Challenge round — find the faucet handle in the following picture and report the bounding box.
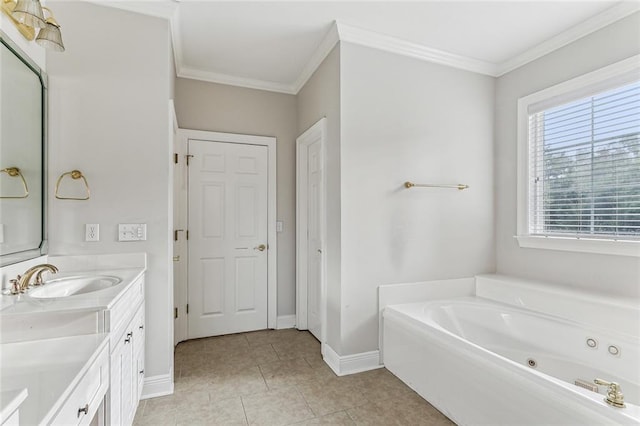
[594,378,625,408]
[9,279,20,294]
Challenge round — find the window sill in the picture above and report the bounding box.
[515,235,640,257]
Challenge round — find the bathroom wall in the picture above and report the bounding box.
[495,12,640,299]
[297,45,342,352]
[174,78,298,317]
[339,42,496,355]
[45,2,173,386]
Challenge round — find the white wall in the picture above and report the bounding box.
[495,12,640,299]
[46,2,173,384]
[339,42,496,355]
[174,78,298,317]
[297,45,342,352]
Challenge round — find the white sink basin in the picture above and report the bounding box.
[28,275,122,298]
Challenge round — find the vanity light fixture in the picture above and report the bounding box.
[1,0,64,51]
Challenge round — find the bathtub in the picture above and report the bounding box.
[383,296,640,425]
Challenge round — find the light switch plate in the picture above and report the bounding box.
[118,223,147,241]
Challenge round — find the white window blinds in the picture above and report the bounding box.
[528,80,640,239]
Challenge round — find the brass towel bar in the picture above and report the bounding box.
[404,181,469,190]
[55,170,90,200]
[0,167,29,198]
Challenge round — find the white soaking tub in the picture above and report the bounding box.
[383,296,640,425]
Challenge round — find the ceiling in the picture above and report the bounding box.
[98,1,639,94]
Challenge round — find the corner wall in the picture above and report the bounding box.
[297,45,342,352]
[495,12,640,299]
[46,2,173,386]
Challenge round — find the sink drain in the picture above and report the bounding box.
[527,358,537,368]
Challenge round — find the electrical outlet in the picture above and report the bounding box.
[85,224,99,242]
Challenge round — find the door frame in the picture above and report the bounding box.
[172,101,187,346]
[296,118,327,343]
[177,128,278,331]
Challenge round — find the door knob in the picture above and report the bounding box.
[255,244,267,252]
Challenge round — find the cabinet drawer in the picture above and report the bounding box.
[109,276,144,348]
[50,343,109,426]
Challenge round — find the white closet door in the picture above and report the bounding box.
[188,140,268,338]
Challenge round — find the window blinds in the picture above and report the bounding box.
[528,80,640,239]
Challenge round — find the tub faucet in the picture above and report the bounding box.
[594,378,625,408]
[16,264,59,293]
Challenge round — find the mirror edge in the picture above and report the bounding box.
[0,29,48,267]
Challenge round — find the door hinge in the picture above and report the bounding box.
[174,153,178,164]
[186,154,194,166]
[174,307,178,319]
[186,304,189,314]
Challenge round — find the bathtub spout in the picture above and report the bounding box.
[594,379,625,408]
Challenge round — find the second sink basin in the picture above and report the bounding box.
[28,275,122,298]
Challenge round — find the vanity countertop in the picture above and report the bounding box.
[0,388,28,424]
[0,267,145,315]
[0,333,109,425]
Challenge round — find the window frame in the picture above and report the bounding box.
[516,55,640,257]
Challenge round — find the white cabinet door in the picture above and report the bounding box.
[188,140,269,338]
[111,329,135,426]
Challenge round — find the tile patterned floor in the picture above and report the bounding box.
[134,329,455,425]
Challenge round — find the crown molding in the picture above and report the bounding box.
[115,1,640,94]
[291,22,340,94]
[496,2,640,76]
[86,0,178,20]
[335,21,499,77]
[177,66,297,94]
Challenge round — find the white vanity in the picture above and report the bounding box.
[0,253,147,426]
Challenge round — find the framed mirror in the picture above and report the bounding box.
[0,31,47,266]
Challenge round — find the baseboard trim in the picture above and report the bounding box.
[276,314,296,329]
[322,343,383,376]
[140,371,174,400]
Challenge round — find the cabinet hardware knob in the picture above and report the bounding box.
[140,369,144,374]
[139,325,144,330]
[77,404,89,417]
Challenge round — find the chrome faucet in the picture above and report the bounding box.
[594,378,625,408]
[15,264,59,293]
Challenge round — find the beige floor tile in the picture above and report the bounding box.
[134,410,177,426]
[242,387,315,425]
[163,329,454,425]
[175,397,248,426]
[204,333,250,353]
[292,410,356,425]
[272,340,320,361]
[245,329,300,346]
[208,366,269,401]
[259,357,318,389]
[296,377,368,416]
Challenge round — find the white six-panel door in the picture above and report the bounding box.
[188,139,269,338]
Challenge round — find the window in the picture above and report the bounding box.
[517,56,640,256]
